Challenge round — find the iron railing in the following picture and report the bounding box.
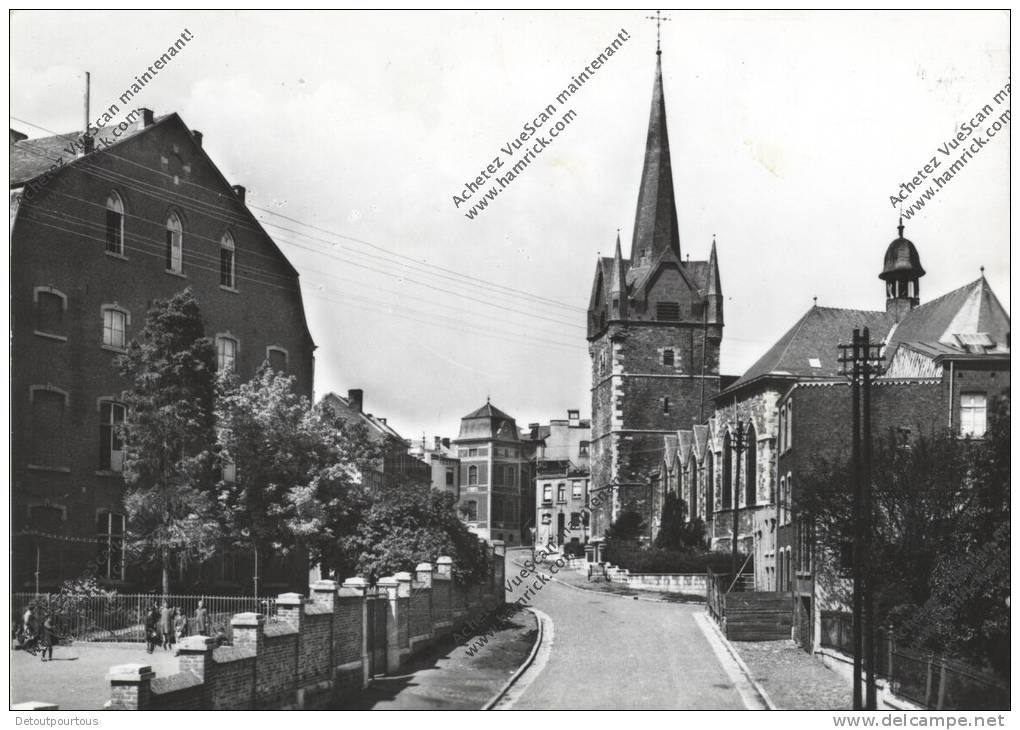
[819,611,1008,710]
[13,593,277,644]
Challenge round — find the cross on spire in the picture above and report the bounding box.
[645,10,671,54]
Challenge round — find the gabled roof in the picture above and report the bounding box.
[320,392,407,444]
[692,424,709,461]
[723,306,895,395]
[663,433,679,467]
[678,430,694,464]
[885,278,1010,359]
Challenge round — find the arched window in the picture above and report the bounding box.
[468,465,478,485]
[106,192,124,255]
[220,232,236,288]
[745,423,757,507]
[689,459,698,520]
[722,432,732,509]
[165,212,183,273]
[706,451,714,515]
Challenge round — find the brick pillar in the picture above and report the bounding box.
[341,577,370,687]
[178,635,216,709]
[412,563,435,651]
[377,576,400,672]
[491,541,506,605]
[276,592,305,631]
[108,663,155,710]
[231,612,265,654]
[311,579,338,611]
[436,556,453,578]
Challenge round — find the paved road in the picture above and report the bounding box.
[503,551,751,710]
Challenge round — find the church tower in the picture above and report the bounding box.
[587,46,723,543]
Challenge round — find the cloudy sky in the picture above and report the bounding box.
[10,10,1010,440]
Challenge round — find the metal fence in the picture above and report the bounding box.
[13,593,277,644]
[819,611,1008,710]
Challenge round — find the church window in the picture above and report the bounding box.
[656,302,681,321]
[745,424,757,507]
[722,432,732,509]
[706,452,715,514]
[663,349,675,367]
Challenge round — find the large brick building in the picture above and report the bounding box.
[453,400,530,546]
[586,50,723,547]
[10,111,315,592]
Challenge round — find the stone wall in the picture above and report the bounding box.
[105,544,507,711]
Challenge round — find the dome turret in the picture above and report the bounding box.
[879,219,925,319]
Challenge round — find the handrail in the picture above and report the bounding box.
[726,552,754,594]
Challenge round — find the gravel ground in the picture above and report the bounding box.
[732,639,853,710]
[11,642,179,710]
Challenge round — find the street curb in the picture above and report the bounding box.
[511,557,699,605]
[482,607,545,710]
[696,611,777,710]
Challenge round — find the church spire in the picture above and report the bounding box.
[706,236,723,326]
[631,51,681,265]
[610,230,629,319]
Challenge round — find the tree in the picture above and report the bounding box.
[605,510,646,541]
[654,492,706,551]
[119,289,221,594]
[214,365,378,586]
[794,392,1010,671]
[337,476,490,584]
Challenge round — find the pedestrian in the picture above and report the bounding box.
[174,607,188,643]
[144,603,159,654]
[159,601,172,651]
[193,599,208,637]
[39,613,54,662]
[21,606,38,655]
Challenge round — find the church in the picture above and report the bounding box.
[586,44,723,547]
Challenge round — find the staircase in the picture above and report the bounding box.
[722,591,793,641]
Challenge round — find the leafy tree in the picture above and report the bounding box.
[605,510,646,541]
[214,365,378,583]
[338,476,490,584]
[119,289,221,594]
[654,492,706,551]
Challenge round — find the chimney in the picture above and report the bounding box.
[9,129,28,144]
[434,436,442,450]
[441,438,450,449]
[568,410,580,427]
[192,130,203,147]
[379,417,387,426]
[232,185,246,203]
[80,134,95,155]
[528,423,539,430]
[137,108,155,130]
[347,389,363,413]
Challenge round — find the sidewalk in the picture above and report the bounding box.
[522,557,702,603]
[334,609,538,710]
[731,639,853,710]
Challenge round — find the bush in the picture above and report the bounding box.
[606,540,752,574]
[562,541,586,558]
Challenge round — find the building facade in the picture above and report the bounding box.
[11,111,315,592]
[407,435,461,497]
[587,50,723,547]
[453,401,528,546]
[527,410,592,550]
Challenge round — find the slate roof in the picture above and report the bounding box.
[10,115,170,187]
[692,424,709,460]
[724,306,895,394]
[885,278,1010,359]
[320,392,407,444]
[457,401,520,442]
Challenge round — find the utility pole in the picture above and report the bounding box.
[730,420,745,582]
[839,328,884,710]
